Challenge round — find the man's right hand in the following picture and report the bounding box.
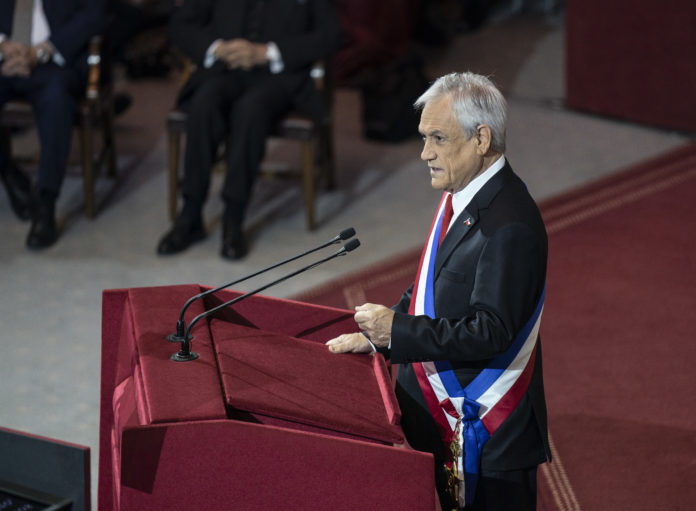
[0,40,31,77]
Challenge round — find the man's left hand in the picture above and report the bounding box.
[354,303,394,348]
[325,332,373,354]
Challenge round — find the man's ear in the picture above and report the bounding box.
[475,124,492,154]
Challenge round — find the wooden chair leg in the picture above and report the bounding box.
[322,124,336,191]
[301,139,316,230]
[80,116,96,219]
[167,129,181,221]
[103,100,117,178]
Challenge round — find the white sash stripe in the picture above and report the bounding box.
[422,362,460,430]
[414,199,448,316]
[478,308,543,418]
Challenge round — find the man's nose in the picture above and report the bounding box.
[421,141,434,161]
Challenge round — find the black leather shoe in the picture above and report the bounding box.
[221,221,248,260]
[157,215,205,255]
[0,163,33,221]
[26,199,57,250]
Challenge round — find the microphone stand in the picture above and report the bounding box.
[166,228,356,344]
[171,239,360,362]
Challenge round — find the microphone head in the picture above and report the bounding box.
[344,238,361,252]
[339,227,356,240]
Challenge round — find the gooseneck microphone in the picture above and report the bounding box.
[171,238,361,362]
[166,228,356,344]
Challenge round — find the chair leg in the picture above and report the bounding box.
[167,130,181,221]
[0,127,11,157]
[322,124,336,191]
[103,99,117,178]
[301,139,316,230]
[80,114,96,219]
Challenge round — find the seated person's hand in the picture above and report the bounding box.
[0,40,30,77]
[326,332,373,354]
[215,38,268,70]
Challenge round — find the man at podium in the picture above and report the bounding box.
[327,72,551,511]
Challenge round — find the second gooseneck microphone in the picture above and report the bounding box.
[171,238,361,362]
[166,228,356,344]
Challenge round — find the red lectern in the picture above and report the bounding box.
[99,284,435,510]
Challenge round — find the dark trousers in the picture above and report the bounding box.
[436,462,537,511]
[179,70,291,220]
[0,64,82,197]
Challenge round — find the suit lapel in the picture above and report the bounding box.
[433,163,514,278]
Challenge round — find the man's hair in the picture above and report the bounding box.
[414,72,507,153]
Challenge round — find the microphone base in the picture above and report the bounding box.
[170,350,199,362]
[166,333,192,343]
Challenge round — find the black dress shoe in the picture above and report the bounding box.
[157,215,205,255]
[221,221,248,260]
[26,199,57,250]
[0,163,33,221]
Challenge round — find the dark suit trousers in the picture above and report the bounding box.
[0,64,82,197]
[436,462,537,511]
[179,69,292,219]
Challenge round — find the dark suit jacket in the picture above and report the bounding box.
[169,0,342,120]
[0,0,105,73]
[390,161,551,472]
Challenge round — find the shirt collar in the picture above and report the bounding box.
[450,155,506,220]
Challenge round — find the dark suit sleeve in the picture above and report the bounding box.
[169,0,220,66]
[391,282,414,314]
[273,0,342,72]
[0,3,11,36]
[47,0,106,64]
[390,222,545,363]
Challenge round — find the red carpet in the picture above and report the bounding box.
[294,142,696,510]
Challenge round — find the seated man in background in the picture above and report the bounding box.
[0,0,106,249]
[157,0,342,260]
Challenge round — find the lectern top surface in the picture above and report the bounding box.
[212,319,403,444]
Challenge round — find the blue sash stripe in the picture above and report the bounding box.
[423,210,445,319]
[463,418,490,506]
[465,286,546,400]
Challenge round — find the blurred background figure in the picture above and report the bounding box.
[157,0,342,260]
[0,0,106,249]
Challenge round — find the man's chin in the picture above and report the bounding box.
[430,178,446,190]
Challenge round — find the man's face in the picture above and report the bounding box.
[418,94,485,194]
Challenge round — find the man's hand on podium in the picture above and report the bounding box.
[354,303,394,347]
[326,332,373,354]
[326,302,394,354]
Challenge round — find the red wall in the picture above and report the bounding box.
[566,0,696,132]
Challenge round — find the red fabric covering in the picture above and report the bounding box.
[212,319,403,443]
[128,285,228,423]
[118,420,434,510]
[100,285,431,510]
[202,288,360,342]
[566,0,696,132]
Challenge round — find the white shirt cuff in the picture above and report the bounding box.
[204,39,222,68]
[266,41,283,74]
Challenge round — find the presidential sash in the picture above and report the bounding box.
[409,192,544,508]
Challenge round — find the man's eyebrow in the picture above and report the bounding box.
[420,129,447,138]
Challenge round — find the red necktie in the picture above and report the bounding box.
[438,193,454,247]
